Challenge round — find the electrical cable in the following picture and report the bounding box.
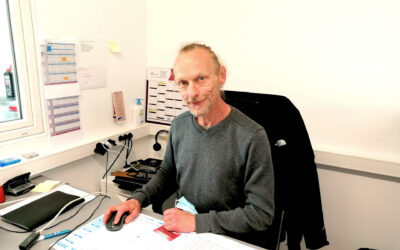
[107,141,139,171]
[44,194,108,230]
[115,141,139,170]
[0,226,30,233]
[105,151,109,194]
[37,191,108,233]
[48,194,109,250]
[125,138,131,166]
[115,141,133,151]
[10,192,109,250]
[102,140,126,179]
[101,142,120,153]
[153,129,169,151]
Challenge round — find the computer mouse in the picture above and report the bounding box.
[105,211,129,231]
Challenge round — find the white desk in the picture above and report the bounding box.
[0,176,263,250]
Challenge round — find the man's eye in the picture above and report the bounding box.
[199,76,205,81]
[179,81,187,86]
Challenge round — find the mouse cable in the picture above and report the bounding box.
[16,193,109,250]
[44,194,107,230]
[48,194,109,250]
[0,189,101,234]
[0,194,109,234]
[37,191,108,233]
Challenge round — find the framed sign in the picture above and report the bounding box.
[146,67,188,125]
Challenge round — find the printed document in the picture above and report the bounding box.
[52,213,256,250]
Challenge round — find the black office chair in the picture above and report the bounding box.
[225,90,329,250]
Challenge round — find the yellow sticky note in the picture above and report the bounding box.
[107,41,121,53]
[32,180,60,192]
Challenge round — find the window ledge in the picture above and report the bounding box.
[0,123,169,183]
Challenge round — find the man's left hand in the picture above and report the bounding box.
[163,208,195,232]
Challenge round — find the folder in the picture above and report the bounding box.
[1,191,84,231]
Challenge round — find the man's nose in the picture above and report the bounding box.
[187,82,199,98]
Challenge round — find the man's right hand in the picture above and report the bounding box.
[103,199,141,225]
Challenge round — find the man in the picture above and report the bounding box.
[103,43,274,245]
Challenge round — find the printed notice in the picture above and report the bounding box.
[42,42,78,85]
[47,96,80,136]
[146,67,188,125]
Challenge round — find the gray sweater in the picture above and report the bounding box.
[131,107,274,238]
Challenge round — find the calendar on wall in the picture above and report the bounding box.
[146,67,188,125]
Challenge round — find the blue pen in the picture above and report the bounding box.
[38,230,72,241]
[0,157,21,167]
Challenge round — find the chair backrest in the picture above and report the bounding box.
[225,90,317,249]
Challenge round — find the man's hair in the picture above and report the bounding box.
[178,42,225,99]
[179,43,221,73]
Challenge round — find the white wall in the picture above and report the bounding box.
[11,0,149,191]
[33,0,147,139]
[146,1,400,249]
[147,0,400,165]
[317,166,400,250]
[0,0,148,181]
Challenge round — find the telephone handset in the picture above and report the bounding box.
[3,172,35,196]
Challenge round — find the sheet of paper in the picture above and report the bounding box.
[52,213,256,250]
[0,184,94,216]
[52,213,171,250]
[177,233,256,250]
[78,67,107,90]
[41,42,80,99]
[77,39,106,67]
[77,39,108,90]
[46,96,81,136]
[42,42,78,85]
[32,180,60,192]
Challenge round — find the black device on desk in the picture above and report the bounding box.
[1,191,84,231]
[113,158,162,191]
[105,211,130,231]
[3,172,35,196]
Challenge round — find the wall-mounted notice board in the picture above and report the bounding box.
[146,67,188,125]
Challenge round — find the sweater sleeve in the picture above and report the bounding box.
[129,128,178,208]
[195,129,275,235]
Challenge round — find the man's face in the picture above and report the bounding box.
[173,48,225,118]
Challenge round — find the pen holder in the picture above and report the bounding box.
[0,184,5,203]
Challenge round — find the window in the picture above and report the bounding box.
[0,0,44,142]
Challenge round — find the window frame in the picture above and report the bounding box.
[0,0,44,142]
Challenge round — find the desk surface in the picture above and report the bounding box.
[0,177,263,250]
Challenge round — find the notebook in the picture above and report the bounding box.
[1,191,84,231]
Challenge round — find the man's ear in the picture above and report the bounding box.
[219,65,227,87]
